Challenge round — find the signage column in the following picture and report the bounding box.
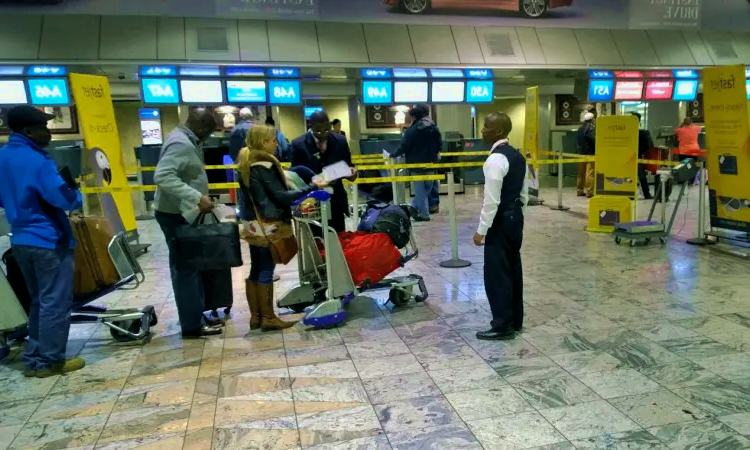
[69,74,137,237]
[702,64,750,234]
[524,86,540,199]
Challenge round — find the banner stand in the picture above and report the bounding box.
[687,161,716,247]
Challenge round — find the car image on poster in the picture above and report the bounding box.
[384,0,574,18]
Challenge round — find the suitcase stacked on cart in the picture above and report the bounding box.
[70,215,120,299]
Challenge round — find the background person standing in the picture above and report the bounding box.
[472,112,528,341]
[0,106,85,377]
[153,109,222,339]
[576,110,596,198]
[632,112,655,200]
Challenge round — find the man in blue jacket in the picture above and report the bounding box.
[0,105,85,378]
[391,105,442,221]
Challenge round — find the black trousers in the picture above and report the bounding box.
[484,208,524,330]
[638,165,651,198]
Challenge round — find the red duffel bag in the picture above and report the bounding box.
[321,231,402,287]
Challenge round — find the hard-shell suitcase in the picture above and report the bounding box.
[70,215,119,298]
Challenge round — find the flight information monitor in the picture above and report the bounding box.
[645,80,675,100]
[362,81,393,104]
[393,81,428,103]
[0,80,27,105]
[614,81,644,101]
[466,81,494,103]
[672,79,698,101]
[431,81,465,103]
[180,80,224,104]
[226,80,267,103]
[28,79,70,106]
[588,79,614,102]
[269,80,301,105]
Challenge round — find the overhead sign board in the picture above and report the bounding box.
[266,67,299,78]
[226,80,267,103]
[28,78,70,106]
[614,81,644,100]
[224,67,265,77]
[673,79,699,101]
[392,68,427,78]
[431,81,465,103]
[588,79,614,102]
[180,80,224,103]
[361,68,392,79]
[430,69,464,78]
[393,81,428,102]
[140,66,177,77]
[269,80,301,105]
[26,65,66,76]
[464,69,493,79]
[141,78,179,104]
[179,66,221,77]
[645,80,674,100]
[466,81,494,103]
[362,81,393,104]
[589,70,614,78]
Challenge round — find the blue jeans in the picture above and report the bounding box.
[428,180,440,209]
[249,245,276,285]
[12,245,74,370]
[155,211,206,332]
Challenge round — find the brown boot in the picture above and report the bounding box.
[246,279,261,330]
[257,283,296,331]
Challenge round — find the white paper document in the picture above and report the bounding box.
[322,160,352,182]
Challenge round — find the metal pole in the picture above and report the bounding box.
[549,150,569,211]
[661,173,667,225]
[439,172,471,269]
[687,161,715,246]
[350,183,359,232]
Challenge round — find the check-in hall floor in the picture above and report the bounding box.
[2,184,750,449]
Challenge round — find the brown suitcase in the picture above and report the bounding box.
[70,215,119,297]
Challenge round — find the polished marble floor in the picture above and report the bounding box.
[2,185,750,449]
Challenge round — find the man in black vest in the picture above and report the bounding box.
[472,112,528,341]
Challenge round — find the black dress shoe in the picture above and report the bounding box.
[182,325,222,339]
[513,324,523,332]
[204,315,225,327]
[476,328,516,341]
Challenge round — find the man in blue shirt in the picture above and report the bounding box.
[0,105,85,377]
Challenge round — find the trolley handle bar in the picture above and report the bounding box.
[292,190,331,207]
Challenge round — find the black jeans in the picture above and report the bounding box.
[484,208,524,330]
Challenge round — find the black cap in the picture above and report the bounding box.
[7,105,55,132]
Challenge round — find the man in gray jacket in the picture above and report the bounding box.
[154,109,222,338]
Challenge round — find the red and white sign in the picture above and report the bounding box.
[615,71,644,79]
[614,81,644,100]
[644,71,673,78]
[645,80,675,100]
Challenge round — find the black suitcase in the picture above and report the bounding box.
[201,269,233,317]
[2,249,31,314]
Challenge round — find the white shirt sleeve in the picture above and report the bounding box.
[521,164,530,214]
[477,153,509,235]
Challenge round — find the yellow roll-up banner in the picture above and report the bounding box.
[69,74,137,235]
[524,86,540,196]
[702,64,750,232]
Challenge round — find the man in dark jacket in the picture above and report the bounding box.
[576,110,596,197]
[391,104,442,221]
[290,111,357,233]
[631,112,656,200]
[0,106,85,378]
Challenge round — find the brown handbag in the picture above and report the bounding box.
[245,189,298,265]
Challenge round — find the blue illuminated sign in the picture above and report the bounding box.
[466,81,493,103]
[267,67,300,78]
[141,78,179,104]
[588,79,615,101]
[304,107,324,118]
[588,70,614,79]
[362,81,393,104]
[672,79,698,101]
[430,69,464,78]
[28,79,69,105]
[0,66,24,76]
[226,80,267,103]
[269,80,301,105]
[179,66,220,77]
[26,65,66,76]
[746,79,750,100]
[139,108,160,120]
[140,66,176,77]
[673,69,698,79]
[361,68,392,79]
[225,67,265,77]
[392,68,427,78]
[464,69,493,79]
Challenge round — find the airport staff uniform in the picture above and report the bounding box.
[478,139,529,331]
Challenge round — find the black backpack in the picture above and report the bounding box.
[358,202,411,249]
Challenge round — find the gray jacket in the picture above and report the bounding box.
[153,126,208,215]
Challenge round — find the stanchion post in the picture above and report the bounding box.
[548,150,569,211]
[350,183,359,232]
[687,161,715,246]
[439,172,471,269]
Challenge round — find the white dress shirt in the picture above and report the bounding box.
[477,139,530,236]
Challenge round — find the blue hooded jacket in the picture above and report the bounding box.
[391,117,442,167]
[0,133,82,249]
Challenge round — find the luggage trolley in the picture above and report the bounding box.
[277,191,428,328]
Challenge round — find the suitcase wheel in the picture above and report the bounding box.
[388,289,410,307]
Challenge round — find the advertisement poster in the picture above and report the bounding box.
[69,73,137,235]
[1,0,749,31]
[587,196,633,233]
[702,64,750,232]
[524,86,540,198]
[594,115,638,197]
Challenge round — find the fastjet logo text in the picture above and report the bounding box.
[709,75,735,92]
[81,84,105,99]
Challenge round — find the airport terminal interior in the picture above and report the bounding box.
[1,14,750,450]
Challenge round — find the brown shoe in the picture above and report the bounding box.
[429,206,439,214]
[576,191,586,197]
[35,357,86,378]
[246,279,261,330]
[257,283,296,332]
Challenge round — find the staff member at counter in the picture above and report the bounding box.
[472,112,528,341]
[290,111,357,233]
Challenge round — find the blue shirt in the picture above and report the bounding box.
[0,133,82,249]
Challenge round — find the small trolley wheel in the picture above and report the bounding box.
[645,238,652,243]
[389,289,410,307]
[149,312,158,327]
[615,237,621,244]
[414,295,425,303]
[659,237,666,245]
[630,240,636,248]
[109,320,142,342]
[224,307,232,316]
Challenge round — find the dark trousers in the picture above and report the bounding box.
[638,164,651,198]
[484,208,524,330]
[13,246,74,370]
[249,245,276,285]
[155,211,206,332]
[330,196,347,234]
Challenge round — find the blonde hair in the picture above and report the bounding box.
[237,124,285,187]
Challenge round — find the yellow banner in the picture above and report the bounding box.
[594,115,639,197]
[702,64,750,230]
[69,74,137,234]
[524,86,539,162]
[587,196,633,233]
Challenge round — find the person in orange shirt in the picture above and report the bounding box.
[674,117,702,159]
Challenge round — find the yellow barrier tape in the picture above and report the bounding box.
[637,159,680,166]
[126,162,291,172]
